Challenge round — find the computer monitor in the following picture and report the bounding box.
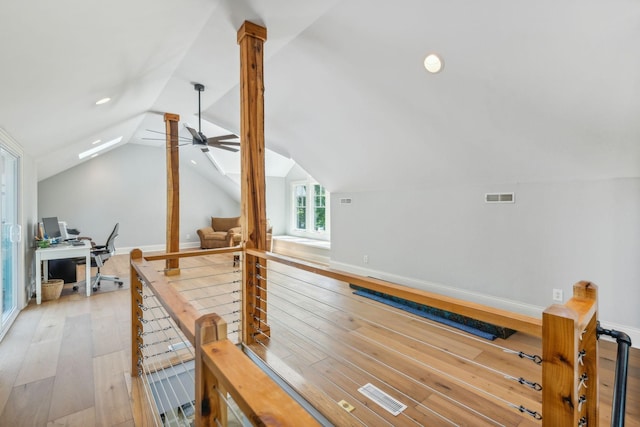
[42,217,62,239]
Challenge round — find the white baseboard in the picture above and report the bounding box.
[330,261,639,349]
[598,321,640,349]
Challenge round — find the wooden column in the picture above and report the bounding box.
[130,248,144,376]
[238,21,269,344]
[542,281,598,427]
[165,113,181,275]
[195,313,227,427]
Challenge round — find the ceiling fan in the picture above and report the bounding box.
[187,83,239,153]
[144,83,240,153]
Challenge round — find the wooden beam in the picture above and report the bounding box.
[130,248,144,377]
[165,113,180,275]
[542,281,599,426]
[195,314,227,427]
[237,21,268,252]
[238,21,269,345]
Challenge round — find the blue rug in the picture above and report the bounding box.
[352,288,504,341]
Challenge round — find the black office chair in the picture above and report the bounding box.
[88,223,123,292]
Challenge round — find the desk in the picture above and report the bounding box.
[35,241,91,304]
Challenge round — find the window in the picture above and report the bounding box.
[294,184,306,229]
[313,184,326,231]
[291,181,329,238]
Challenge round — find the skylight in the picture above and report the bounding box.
[78,136,123,159]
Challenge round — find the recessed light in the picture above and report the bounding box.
[91,154,99,158]
[91,139,101,145]
[423,53,443,73]
[190,160,197,165]
[95,97,111,105]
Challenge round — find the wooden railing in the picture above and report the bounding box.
[131,247,603,426]
[244,248,601,427]
[130,248,319,427]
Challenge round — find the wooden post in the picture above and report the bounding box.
[195,313,228,427]
[238,21,269,345]
[542,281,598,427]
[130,248,144,377]
[165,112,181,275]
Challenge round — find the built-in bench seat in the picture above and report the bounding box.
[271,235,330,265]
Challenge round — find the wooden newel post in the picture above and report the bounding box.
[195,314,228,427]
[165,112,181,276]
[542,281,598,427]
[130,248,144,377]
[237,21,269,345]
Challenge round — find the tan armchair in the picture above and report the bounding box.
[229,224,273,251]
[197,216,241,249]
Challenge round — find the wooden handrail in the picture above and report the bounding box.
[143,246,240,262]
[247,248,543,337]
[130,248,204,344]
[131,248,321,426]
[200,339,320,426]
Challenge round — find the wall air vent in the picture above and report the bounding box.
[340,198,352,204]
[485,193,515,203]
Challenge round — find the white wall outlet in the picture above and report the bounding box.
[363,255,369,264]
[186,233,191,239]
[552,289,563,302]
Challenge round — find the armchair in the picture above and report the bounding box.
[229,224,273,251]
[197,216,241,249]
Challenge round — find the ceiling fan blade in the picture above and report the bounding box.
[186,126,205,143]
[144,129,191,141]
[212,145,239,153]
[209,141,241,147]
[207,133,238,143]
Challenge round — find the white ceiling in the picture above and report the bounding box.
[1,0,639,191]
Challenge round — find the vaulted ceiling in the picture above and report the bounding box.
[1,0,639,191]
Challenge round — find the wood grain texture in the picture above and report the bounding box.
[1,254,638,426]
[93,350,132,426]
[195,313,227,425]
[248,248,542,337]
[201,339,320,427]
[48,313,94,421]
[165,112,180,273]
[238,20,269,347]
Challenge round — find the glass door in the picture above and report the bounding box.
[1,146,20,337]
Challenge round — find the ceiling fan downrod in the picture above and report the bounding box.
[194,83,205,136]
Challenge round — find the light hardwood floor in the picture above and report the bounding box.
[0,255,133,427]
[1,253,638,426]
[248,262,640,426]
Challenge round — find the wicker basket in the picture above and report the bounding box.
[42,279,64,301]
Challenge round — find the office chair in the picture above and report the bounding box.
[87,223,123,292]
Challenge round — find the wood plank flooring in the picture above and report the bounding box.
[0,256,133,427]
[247,261,640,426]
[0,252,638,426]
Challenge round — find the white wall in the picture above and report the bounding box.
[331,178,640,337]
[38,144,240,250]
[266,176,286,235]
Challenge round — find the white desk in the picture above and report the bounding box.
[35,241,91,304]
